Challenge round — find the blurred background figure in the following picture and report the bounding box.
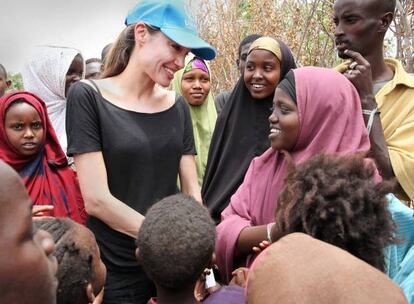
[22,46,84,156]
[0,64,12,97]
[85,58,102,80]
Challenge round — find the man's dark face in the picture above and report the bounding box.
[237,43,253,75]
[333,0,381,59]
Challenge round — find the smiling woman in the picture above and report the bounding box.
[215,67,375,282]
[244,49,281,99]
[202,36,296,223]
[65,0,216,302]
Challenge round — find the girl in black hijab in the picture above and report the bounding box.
[202,37,296,223]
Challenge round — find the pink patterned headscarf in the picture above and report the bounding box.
[216,67,372,281]
[183,57,209,75]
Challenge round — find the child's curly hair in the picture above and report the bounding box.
[34,218,94,304]
[272,153,397,271]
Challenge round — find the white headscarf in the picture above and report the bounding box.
[22,46,83,154]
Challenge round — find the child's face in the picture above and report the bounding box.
[4,102,44,156]
[0,72,11,97]
[0,162,57,303]
[181,69,211,106]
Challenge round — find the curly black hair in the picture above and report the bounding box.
[34,218,93,304]
[136,194,216,291]
[272,153,397,271]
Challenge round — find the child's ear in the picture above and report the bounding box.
[193,278,207,302]
[5,80,11,88]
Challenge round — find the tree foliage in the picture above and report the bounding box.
[393,0,414,72]
[7,73,24,92]
[195,0,414,94]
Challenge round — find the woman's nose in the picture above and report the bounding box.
[253,69,263,80]
[176,54,186,70]
[193,79,202,88]
[269,111,278,123]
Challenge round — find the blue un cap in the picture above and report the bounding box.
[125,0,217,60]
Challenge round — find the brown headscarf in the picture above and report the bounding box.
[246,233,407,304]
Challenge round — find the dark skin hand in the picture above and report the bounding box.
[235,225,269,257]
[342,49,395,180]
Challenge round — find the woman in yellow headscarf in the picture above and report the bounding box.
[172,55,217,186]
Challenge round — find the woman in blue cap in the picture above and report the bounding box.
[66,0,216,303]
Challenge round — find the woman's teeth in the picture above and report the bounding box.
[164,67,174,76]
[270,128,281,134]
[252,84,265,89]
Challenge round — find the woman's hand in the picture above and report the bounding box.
[252,240,271,254]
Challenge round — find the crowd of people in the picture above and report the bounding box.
[0,0,413,303]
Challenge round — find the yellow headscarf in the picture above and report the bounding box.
[248,37,283,62]
[172,54,217,186]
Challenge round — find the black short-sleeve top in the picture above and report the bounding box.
[66,81,195,270]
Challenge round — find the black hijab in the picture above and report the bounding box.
[202,38,296,223]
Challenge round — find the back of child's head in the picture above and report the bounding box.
[273,153,396,271]
[137,194,216,290]
[34,217,106,304]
